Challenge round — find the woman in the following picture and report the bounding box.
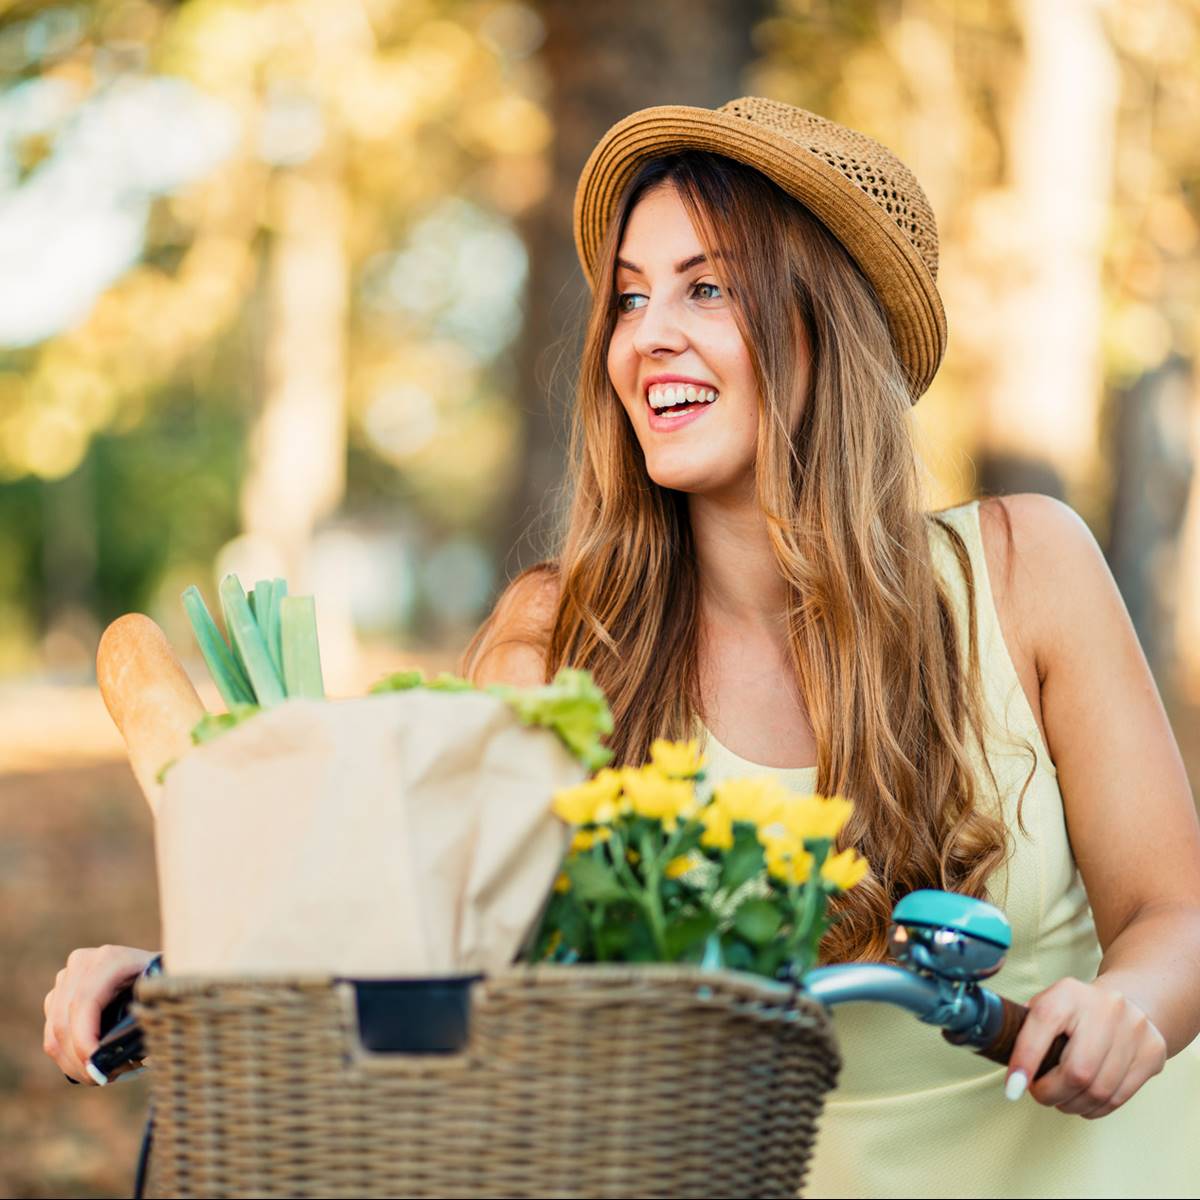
[457,99,1200,1196]
[45,98,1200,1196]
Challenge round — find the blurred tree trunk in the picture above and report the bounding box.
[498,0,769,583]
[241,161,349,587]
[1106,354,1195,683]
[979,0,1120,517]
[239,152,358,686]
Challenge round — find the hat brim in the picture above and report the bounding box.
[572,104,947,402]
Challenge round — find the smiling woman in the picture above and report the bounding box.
[453,98,1200,1198]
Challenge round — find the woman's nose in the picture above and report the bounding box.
[631,294,689,358]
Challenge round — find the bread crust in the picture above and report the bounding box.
[97,614,206,814]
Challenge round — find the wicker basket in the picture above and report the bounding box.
[134,965,841,1199]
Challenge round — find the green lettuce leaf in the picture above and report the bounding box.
[190,703,262,746]
[371,664,615,770]
[485,668,615,771]
[369,669,427,694]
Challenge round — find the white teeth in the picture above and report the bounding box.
[647,384,719,410]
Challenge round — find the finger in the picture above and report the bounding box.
[67,989,101,1069]
[1083,1041,1167,1120]
[63,993,98,1085]
[1030,1016,1111,1110]
[1028,985,1122,1109]
[50,973,91,1084]
[1005,983,1079,1104]
[1057,1038,1135,1117]
[68,947,145,1081]
[42,1016,60,1063]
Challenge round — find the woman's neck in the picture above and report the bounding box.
[688,490,790,643]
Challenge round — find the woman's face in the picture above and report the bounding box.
[607,183,760,500]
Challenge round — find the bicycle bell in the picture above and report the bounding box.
[888,889,1011,983]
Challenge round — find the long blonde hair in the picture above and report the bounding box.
[459,150,1034,963]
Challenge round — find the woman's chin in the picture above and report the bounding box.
[643,451,751,498]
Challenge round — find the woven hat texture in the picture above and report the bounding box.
[573,96,948,402]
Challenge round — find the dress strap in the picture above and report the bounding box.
[927,500,1058,780]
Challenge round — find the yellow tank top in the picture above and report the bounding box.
[694,499,1200,1199]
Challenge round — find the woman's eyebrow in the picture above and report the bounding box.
[615,250,727,275]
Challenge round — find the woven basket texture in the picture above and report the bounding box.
[134,965,842,1199]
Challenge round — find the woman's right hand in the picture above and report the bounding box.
[43,945,156,1084]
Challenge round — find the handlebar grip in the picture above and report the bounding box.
[943,994,1068,1081]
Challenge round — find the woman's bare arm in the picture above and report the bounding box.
[997,492,1200,1116]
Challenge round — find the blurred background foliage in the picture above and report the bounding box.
[1,1,1199,1195]
[0,0,1197,696]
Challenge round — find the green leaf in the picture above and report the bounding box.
[720,934,756,972]
[595,921,636,961]
[555,897,593,958]
[280,595,324,699]
[219,574,285,706]
[189,704,262,746]
[733,898,783,947]
[664,911,718,962]
[720,832,765,893]
[564,855,626,905]
[485,667,615,771]
[753,942,791,980]
[670,822,703,857]
[181,585,255,708]
[426,672,476,692]
[369,669,427,693]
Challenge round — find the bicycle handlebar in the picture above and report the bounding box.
[942,992,1068,1081]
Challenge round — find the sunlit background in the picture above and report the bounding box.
[2,0,1198,1194]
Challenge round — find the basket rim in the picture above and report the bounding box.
[134,962,841,1062]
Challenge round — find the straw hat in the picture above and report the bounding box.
[572,96,947,403]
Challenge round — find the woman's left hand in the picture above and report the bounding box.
[1005,975,1168,1119]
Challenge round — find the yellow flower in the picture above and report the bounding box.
[820,847,870,891]
[665,851,705,879]
[761,831,813,886]
[777,793,854,844]
[713,777,789,828]
[622,765,697,832]
[553,871,571,893]
[551,769,624,827]
[650,737,708,779]
[571,827,612,853]
[699,802,734,850]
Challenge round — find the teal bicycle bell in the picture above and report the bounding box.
[889,889,1011,982]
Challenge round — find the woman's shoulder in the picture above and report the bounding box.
[927,494,1107,753]
[460,563,561,688]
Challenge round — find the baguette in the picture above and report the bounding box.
[97,613,207,815]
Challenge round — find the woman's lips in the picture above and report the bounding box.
[646,401,715,433]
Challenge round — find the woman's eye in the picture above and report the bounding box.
[615,281,723,313]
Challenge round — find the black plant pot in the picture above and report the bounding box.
[348,974,483,1054]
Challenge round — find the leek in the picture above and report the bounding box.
[181,586,254,708]
[219,574,286,707]
[280,595,324,699]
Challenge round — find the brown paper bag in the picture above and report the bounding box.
[155,689,584,977]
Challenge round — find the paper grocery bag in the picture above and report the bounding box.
[154,690,584,977]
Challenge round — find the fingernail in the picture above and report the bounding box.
[1005,1069,1028,1102]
